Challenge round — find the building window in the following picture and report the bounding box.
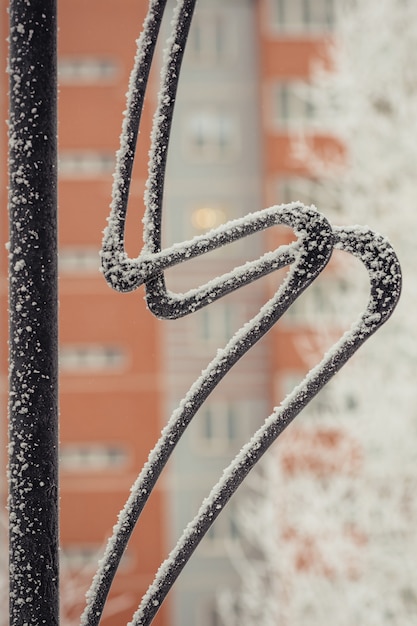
[279,372,334,415]
[59,247,100,274]
[277,176,339,213]
[284,275,352,325]
[198,404,237,453]
[61,544,103,571]
[59,151,115,178]
[277,372,358,417]
[272,81,316,129]
[169,204,228,241]
[58,57,119,83]
[199,302,235,345]
[61,544,133,571]
[185,110,239,161]
[191,206,227,232]
[191,205,245,258]
[201,503,240,552]
[192,402,255,456]
[284,271,369,328]
[164,202,242,261]
[60,444,128,471]
[270,0,336,33]
[186,11,237,65]
[59,345,126,372]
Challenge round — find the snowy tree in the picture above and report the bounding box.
[216,453,285,626]
[298,0,417,527]
[221,1,417,624]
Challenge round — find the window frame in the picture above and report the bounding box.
[61,543,133,571]
[271,80,317,131]
[191,401,256,456]
[58,56,120,84]
[195,301,237,348]
[58,151,116,179]
[185,9,238,67]
[283,274,353,325]
[195,404,238,454]
[163,201,245,262]
[276,176,340,214]
[268,0,336,35]
[183,108,240,162]
[60,443,129,472]
[59,345,127,373]
[198,502,241,555]
[58,247,101,274]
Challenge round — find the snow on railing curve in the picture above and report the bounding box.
[82,1,402,625]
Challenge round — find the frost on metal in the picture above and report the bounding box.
[8,1,59,626]
[81,1,402,625]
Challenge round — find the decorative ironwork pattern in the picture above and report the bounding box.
[80,1,402,625]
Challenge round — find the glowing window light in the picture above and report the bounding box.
[191,206,226,231]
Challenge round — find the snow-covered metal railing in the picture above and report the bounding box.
[4,0,402,624]
[77,2,402,625]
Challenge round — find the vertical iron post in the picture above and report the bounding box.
[8,2,59,625]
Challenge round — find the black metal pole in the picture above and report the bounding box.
[8,2,59,625]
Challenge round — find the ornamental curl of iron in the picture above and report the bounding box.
[82,2,402,625]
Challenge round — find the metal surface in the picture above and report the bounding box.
[83,2,402,625]
[5,1,401,625]
[8,1,59,625]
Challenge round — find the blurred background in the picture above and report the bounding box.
[1,0,416,624]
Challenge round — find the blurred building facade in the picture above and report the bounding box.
[0,1,345,625]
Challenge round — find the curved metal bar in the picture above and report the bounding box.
[81,207,334,626]
[103,203,332,317]
[143,205,332,319]
[129,226,402,626]
[102,0,197,291]
[86,0,403,624]
[105,0,168,258]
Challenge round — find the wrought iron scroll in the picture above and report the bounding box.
[83,1,402,625]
